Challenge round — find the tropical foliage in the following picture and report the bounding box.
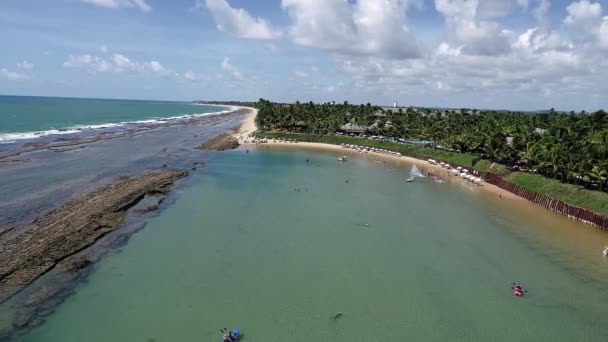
[255,99,608,191]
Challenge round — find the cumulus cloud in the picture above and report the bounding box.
[204,0,282,39]
[564,0,602,26]
[17,60,34,70]
[514,28,571,52]
[81,0,151,12]
[563,0,608,50]
[63,53,174,76]
[221,57,243,81]
[281,0,420,59]
[63,54,112,73]
[435,0,511,56]
[335,14,602,108]
[1,68,27,81]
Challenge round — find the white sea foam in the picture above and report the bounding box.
[0,106,237,143]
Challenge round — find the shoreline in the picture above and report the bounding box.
[0,104,235,145]
[245,141,523,200]
[0,107,249,162]
[234,107,521,201]
[0,107,253,338]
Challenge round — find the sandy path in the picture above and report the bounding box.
[234,107,258,140]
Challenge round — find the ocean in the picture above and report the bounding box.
[7,147,608,342]
[0,96,229,143]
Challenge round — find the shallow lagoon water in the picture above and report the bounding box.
[18,147,608,342]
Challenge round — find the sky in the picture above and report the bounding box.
[1,0,608,111]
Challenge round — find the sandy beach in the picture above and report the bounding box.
[236,108,522,201]
[252,141,523,201]
[233,107,258,140]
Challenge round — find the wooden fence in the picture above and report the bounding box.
[479,173,608,230]
[409,151,608,230]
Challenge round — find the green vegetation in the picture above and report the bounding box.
[472,160,509,176]
[507,172,608,216]
[256,99,608,191]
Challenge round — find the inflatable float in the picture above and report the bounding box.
[513,284,525,297]
[220,328,241,342]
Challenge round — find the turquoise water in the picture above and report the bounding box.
[16,148,608,341]
[0,96,226,141]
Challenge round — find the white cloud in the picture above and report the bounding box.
[435,42,462,56]
[111,53,145,73]
[435,0,511,56]
[221,57,243,81]
[63,54,112,73]
[17,60,34,70]
[63,53,175,76]
[81,0,151,12]
[146,61,167,74]
[335,19,603,108]
[598,18,608,49]
[204,0,282,39]
[1,68,27,81]
[563,1,608,50]
[183,71,200,82]
[100,45,108,53]
[564,0,602,26]
[281,0,420,59]
[514,28,571,52]
[295,70,309,78]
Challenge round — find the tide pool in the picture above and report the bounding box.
[16,148,608,342]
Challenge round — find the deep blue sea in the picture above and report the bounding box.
[0,96,228,142]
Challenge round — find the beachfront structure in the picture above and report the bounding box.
[339,123,367,135]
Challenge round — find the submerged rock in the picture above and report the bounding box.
[0,170,188,304]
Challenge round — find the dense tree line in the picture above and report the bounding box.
[255,99,608,190]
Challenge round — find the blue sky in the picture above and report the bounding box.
[1,0,608,111]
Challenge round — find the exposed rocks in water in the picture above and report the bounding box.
[0,170,188,304]
[0,158,31,163]
[2,220,149,337]
[195,133,239,150]
[133,204,160,214]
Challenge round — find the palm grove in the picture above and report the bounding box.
[255,99,608,191]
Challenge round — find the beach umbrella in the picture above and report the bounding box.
[451,169,459,174]
[463,169,469,173]
[440,162,445,165]
[456,166,462,170]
